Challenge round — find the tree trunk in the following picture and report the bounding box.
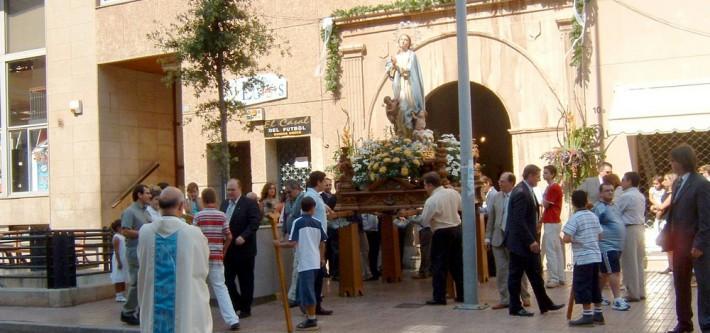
[216,58,230,200]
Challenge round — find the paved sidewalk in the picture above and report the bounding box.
[0,259,699,333]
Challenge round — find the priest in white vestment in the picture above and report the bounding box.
[138,186,212,333]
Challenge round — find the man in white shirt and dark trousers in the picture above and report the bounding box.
[420,172,464,305]
[615,171,647,302]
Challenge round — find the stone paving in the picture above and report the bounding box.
[0,256,700,333]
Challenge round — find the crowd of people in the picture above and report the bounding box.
[108,144,709,332]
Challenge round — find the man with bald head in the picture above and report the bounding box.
[137,186,212,332]
[221,179,260,318]
[485,172,531,310]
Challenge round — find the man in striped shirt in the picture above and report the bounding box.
[193,187,240,331]
[563,190,604,326]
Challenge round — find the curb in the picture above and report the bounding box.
[0,321,140,333]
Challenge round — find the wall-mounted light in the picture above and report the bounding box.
[479,136,486,143]
[69,100,82,116]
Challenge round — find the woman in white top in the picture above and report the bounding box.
[110,219,128,302]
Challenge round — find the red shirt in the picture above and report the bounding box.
[541,183,563,223]
[193,208,231,263]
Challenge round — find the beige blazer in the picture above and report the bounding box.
[485,191,509,247]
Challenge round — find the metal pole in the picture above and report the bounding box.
[454,0,486,311]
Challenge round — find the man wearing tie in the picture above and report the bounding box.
[577,162,613,204]
[505,164,564,317]
[221,179,260,318]
[485,172,531,310]
[663,144,710,333]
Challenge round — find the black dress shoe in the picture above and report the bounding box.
[541,303,565,314]
[238,311,251,318]
[316,306,333,315]
[229,323,240,331]
[425,299,447,305]
[510,309,534,317]
[120,312,140,325]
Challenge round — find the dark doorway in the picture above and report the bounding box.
[207,142,252,194]
[425,82,513,182]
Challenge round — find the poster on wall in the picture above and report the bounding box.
[264,116,311,138]
[228,73,287,106]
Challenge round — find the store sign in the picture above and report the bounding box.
[264,116,311,138]
[228,73,287,106]
[245,108,265,122]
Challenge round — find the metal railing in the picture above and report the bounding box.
[0,228,113,288]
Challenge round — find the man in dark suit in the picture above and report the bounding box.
[505,164,564,317]
[221,178,260,318]
[663,144,710,333]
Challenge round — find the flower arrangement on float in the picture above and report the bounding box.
[439,134,461,183]
[351,136,429,187]
[348,134,464,188]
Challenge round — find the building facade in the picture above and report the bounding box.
[0,0,708,230]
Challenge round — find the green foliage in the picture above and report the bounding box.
[150,0,276,188]
[323,25,342,96]
[324,0,454,97]
[569,0,587,67]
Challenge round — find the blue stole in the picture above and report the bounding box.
[153,232,178,333]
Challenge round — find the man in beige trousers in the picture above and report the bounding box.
[616,172,647,302]
[485,172,531,309]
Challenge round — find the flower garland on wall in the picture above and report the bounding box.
[322,0,455,96]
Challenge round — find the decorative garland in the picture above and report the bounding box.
[323,0,454,96]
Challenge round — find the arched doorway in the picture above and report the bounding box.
[425,82,513,181]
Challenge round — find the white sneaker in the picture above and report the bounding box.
[115,295,127,302]
[601,298,611,306]
[545,281,560,288]
[612,299,630,311]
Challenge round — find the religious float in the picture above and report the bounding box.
[329,34,489,299]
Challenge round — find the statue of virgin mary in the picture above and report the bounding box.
[385,34,426,138]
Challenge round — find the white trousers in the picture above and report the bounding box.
[542,223,566,283]
[208,263,239,325]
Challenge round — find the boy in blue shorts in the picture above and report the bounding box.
[274,196,327,331]
[563,190,604,326]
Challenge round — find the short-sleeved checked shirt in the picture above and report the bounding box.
[563,209,603,265]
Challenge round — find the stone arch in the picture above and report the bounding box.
[366,31,566,137]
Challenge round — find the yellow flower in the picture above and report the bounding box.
[372,162,379,170]
[404,150,413,157]
[393,147,402,153]
[403,138,412,144]
[384,158,392,163]
[392,157,401,163]
[369,173,376,181]
[413,159,421,166]
[401,167,409,177]
[379,166,387,174]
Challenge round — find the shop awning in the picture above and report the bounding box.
[608,81,710,135]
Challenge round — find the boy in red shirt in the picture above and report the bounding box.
[541,165,565,288]
[193,187,240,331]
